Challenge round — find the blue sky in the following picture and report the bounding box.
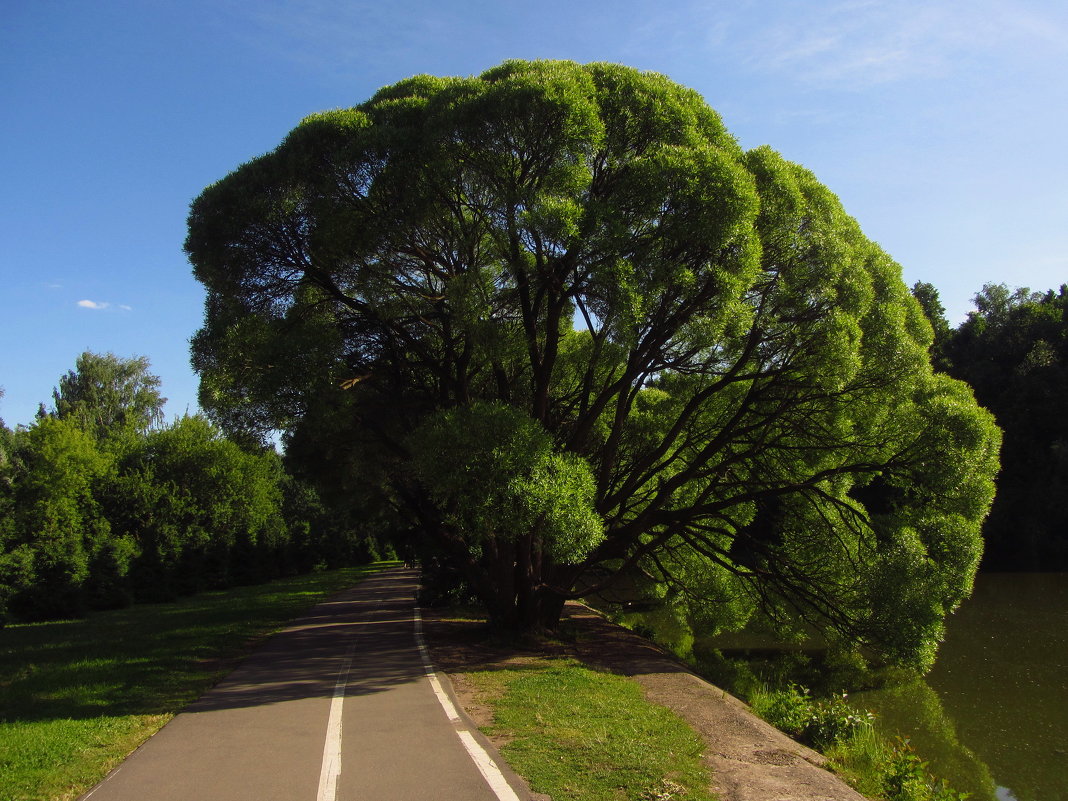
[2,0,1066,428]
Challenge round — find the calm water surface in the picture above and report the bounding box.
[854,573,1068,801]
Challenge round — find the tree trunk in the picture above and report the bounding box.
[478,546,568,633]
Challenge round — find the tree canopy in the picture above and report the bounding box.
[0,353,379,624]
[186,60,999,668]
[943,283,1068,569]
[51,352,166,442]
[910,281,953,372]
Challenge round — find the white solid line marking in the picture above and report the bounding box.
[316,642,355,801]
[457,730,523,801]
[427,668,462,723]
[413,606,522,801]
[414,612,462,722]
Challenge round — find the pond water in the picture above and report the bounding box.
[853,573,1068,801]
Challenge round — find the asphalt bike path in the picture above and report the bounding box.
[80,567,527,801]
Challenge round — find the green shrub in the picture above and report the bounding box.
[5,417,115,620]
[751,684,875,749]
[880,739,971,801]
[750,684,971,801]
[111,416,290,599]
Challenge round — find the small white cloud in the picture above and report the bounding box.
[119,304,133,311]
[77,299,110,310]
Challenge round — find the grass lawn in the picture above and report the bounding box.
[0,563,393,801]
[465,659,715,801]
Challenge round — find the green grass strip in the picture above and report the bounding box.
[0,562,394,801]
[466,659,715,801]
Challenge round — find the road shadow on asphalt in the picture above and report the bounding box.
[187,576,429,713]
[423,600,694,680]
[0,568,425,723]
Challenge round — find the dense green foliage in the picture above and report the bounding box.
[747,683,972,800]
[749,687,957,800]
[1,417,113,620]
[909,283,952,373]
[0,353,379,625]
[186,60,999,668]
[913,282,1068,569]
[51,352,166,442]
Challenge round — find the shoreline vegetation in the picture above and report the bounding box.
[424,600,975,801]
[610,614,978,801]
[0,563,389,801]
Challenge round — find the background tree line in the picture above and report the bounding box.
[912,281,1068,570]
[0,352,385,625]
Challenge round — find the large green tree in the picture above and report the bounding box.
[186,60,999,667]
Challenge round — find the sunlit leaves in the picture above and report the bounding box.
[52,352,165,444]
[186,60,1001,661]
[409,402,603,564]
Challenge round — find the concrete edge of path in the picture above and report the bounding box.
[414,605,539,801]
[560,603,870,801]
[423,600,870,801]
[78,717,170,800]
[438,667,542,801]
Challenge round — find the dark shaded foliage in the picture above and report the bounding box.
[942,284,1068,569]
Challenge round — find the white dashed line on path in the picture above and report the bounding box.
[316,640,355,801]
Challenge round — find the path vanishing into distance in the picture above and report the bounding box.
[80,567,529,801]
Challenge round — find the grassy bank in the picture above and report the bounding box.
[0,563,392,801]
[465,658,715,801]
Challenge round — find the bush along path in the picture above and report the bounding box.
[748,685,972,801]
